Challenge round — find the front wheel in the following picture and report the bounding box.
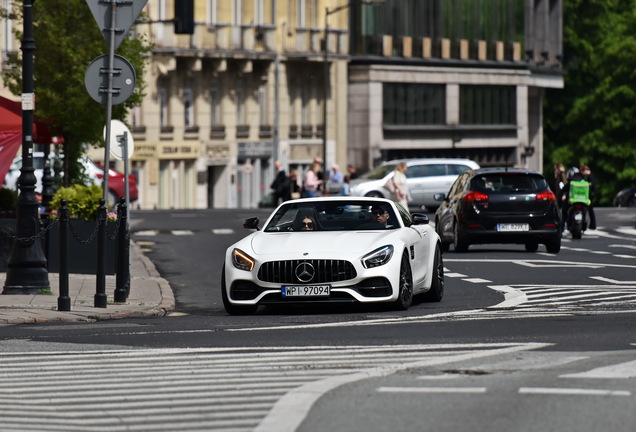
[422,244,444,302]
[393,253,413,310]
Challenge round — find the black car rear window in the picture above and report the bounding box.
[471,174,548,194]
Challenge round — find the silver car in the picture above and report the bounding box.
[349,158,480,210]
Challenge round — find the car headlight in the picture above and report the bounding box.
[232,248,255,271]
[361,245,394,269]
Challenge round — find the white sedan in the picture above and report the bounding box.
[222,197,444,314]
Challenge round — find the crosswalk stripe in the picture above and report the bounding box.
[0,344,546,432]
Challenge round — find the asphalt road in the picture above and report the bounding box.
[0,206,634,432]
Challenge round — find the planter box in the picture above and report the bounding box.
[44,219,118,275]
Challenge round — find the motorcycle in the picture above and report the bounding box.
[567,202,588,239]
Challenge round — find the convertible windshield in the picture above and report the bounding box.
[263,201,400,232]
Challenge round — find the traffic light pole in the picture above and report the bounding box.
[3,0,50,295]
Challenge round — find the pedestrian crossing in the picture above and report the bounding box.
[0,343,546,432]
[1,343,634,431]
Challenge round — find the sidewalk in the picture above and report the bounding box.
[0,242,175,324]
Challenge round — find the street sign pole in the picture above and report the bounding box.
[86,0,145,307]
[95,2,119,308]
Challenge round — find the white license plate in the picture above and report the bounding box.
[574,213,583,221]
[282,285,331,297]
[497,223,530,232]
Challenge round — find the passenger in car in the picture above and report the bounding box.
[292,208,321,231]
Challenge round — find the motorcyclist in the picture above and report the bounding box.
[560,167,590,233]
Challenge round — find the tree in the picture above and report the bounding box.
[544,0,636,205]
[2,0,151,186]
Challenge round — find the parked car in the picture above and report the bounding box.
[222,196,444,314]
[613,187,636,207]
[349,158,480,210]
[434,167,561,253]
[93,162,138,207]
[2,152,137,208]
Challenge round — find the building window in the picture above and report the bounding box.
[131,106,142,128]
[158,87,169,128]
[236,86,246,125]
[183,86,194,128]
[296,0,305,27]
[300,85,309,125]
[210,82,221,126]
[383,83,446,126]
[207,0,217,25]
[289,80,298,126]
[460,85,516,125]
[258,83,267,125]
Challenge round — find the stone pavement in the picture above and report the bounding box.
[0,242,174,324]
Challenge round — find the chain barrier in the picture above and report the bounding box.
[0,215,119,247]
[0,216,59,244]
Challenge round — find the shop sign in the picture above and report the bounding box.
[159,142,199,159]
[238,141,273,157]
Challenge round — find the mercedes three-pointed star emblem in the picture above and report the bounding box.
[295,261,315,283]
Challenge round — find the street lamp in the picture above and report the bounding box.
[3,0,50,295]
[322,0,384,186]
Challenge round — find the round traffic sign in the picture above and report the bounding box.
[84,54,136,105]
[105,120,135,161]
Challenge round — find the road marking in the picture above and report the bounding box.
[171,230,194,235]
[488,285,527,308]
[377,386,487,394]
[446,272,467,278]
[518,387,631,397]
[616,227,636,236]
[610,244,636,250]
[134,230,158,236]
[614,254,636,259]
[590,276,636,285]
[462,278,492,284]
[256,343,549,432]
[212,228,235,234]
[561,360,636,379]
[445,258,636,270]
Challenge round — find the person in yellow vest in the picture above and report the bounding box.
[561,167,590,232]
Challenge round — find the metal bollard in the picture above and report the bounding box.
[94,198,107,308]
[57,200,71,311]
[114,197,129,302]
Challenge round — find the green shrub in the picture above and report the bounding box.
[0,188,18,213]
[50,184,103,221]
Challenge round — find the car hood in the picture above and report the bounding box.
[249,231,391,256]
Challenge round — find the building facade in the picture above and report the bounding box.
[128,0,349,210]
[1,0,563,210]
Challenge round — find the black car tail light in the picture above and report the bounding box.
[536,190,556,202]
[463,190,489,203]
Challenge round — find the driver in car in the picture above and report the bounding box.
[371,205,390,227]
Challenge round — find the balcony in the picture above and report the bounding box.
[149,22,276,54]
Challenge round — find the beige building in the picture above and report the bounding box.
[2,1,563,211]
[128,0,349,210]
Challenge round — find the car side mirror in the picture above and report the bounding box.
[243,217,260,230]
[411,213,429,225]
[434,193,446,202]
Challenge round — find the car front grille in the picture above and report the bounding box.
[258,259,357,284]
